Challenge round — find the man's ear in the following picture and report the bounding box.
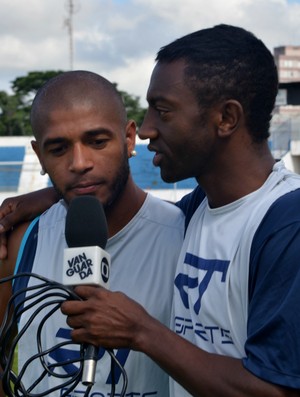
[31,140,40,158]
[217,100,243,138]
[125,120,137,157]
[31,140,45,172]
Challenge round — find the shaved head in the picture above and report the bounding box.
[29,70,137,210]
[31,70,127,139]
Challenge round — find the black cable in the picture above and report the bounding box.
[0,273,128,397]
[107,349,128,396]
[0,275,86,397]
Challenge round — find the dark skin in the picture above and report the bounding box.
[0,188,59,259]
[60,61,298,397]
[0,75,147,397]
[30,92,146,236]
[139,60,276,207]
[0,62,298,396]
[62,285,298,397]
[0,221,30,397]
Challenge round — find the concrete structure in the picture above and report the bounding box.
[272,46,300,172]
[0,136,196,203]
[274,46,300,83]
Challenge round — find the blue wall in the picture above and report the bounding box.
[0,147,25,192]
[130,144,196,190]
[0,143,197,193]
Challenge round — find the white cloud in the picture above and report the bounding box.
[0,0,300,105]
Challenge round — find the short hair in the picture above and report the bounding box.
[156,24,278,142]
[30,70,127,138]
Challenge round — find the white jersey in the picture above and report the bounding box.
[171,161,300,396]
[15,193,184,397]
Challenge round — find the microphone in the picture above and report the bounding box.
[63,196,110,288]
[63,195,111,386]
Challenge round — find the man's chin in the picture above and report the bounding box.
[160,170,180,184]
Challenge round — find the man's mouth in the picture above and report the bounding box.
[148,144,163,167]
[152,152,163,167]
[69,181,100,195]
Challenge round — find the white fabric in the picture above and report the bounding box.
[18,193,184,396]
[170,161,300,396]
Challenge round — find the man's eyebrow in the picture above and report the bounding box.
[147,95,165,105]
[42,128,114,148]
[85,128,114,137]
[42,137,66,149]
[147,95,176,109]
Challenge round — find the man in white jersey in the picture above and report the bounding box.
[0,71,184,396]
[1,25,300,397]
[60,25,300,396]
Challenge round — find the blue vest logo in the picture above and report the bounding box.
[175,253,230,314]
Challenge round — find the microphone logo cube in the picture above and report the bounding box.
[63,246,110,288]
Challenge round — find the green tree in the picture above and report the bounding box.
[0,71,146,136]
[0,71,63,136]
[115,85,146,127]
[12,70,64,98]
[0,91,29,136]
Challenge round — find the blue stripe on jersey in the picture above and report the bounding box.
[176,181,300,388]
[12,217,40,309]
[14,217,39,277]
[245,189,300,388]
[176,185,206,233]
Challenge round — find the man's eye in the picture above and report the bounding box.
[90,139,107,148]
[49,145,67,156]
[156,108,169,117]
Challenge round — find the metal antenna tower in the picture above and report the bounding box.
[64,0,79,70]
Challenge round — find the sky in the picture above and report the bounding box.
[0,0,300,106]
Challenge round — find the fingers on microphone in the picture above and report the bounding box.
[73,284,103,298]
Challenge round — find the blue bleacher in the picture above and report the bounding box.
[0,141,197,195]
[130,144,197,190]
[0,147,25,192]
[47,144,197,190]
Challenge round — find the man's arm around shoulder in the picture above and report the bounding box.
[0,222,31,397]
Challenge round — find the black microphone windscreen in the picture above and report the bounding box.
[65,196,108,249]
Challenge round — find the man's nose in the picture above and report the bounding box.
[138,111,158,141]
[69,144,93,173]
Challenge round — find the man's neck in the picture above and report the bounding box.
[105,177,147,238]
[198,149,276,208]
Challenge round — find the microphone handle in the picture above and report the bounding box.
[82,344,99,386]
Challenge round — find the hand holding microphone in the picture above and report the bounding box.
[63,195,110,386]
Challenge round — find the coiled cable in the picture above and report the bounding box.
[0,272,128,397]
